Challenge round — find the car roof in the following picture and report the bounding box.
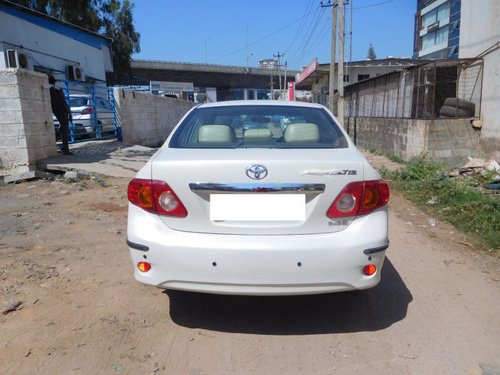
[69,95,108,100]
[196,100,327,110]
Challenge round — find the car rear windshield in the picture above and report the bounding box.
[169,105,348,149]
[69,97,89,107]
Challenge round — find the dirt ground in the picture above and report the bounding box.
[0,175,499,375]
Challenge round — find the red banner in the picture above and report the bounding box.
[295,58,318,85]
[288,82,295,101]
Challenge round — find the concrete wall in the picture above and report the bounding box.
[459,0,500,159]
[346,117,481,166]
[0,68,57,173]
[114,89,196,147]
[426,119,481,165]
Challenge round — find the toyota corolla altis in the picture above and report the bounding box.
[127,100,389,296]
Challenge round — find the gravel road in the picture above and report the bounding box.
[0,176,498,374]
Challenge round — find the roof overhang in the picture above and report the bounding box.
[295,58,425,89]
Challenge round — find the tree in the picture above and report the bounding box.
[367,43,377,60]
[101,0,140,82]
[12,0,140,82]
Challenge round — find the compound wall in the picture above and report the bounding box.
[114,88,196,148]
[0,68,56,174]
[346,117,481,166]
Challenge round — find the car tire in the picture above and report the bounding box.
[443,97,475,114]
[72,124,88,140]
[439,105,471,118]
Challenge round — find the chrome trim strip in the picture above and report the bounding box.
[126,239,149,252]
[189,183,325,194]
[363,243,389,255]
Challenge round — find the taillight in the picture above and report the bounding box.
[359,180,390,215]
[81,107,93,114]
[326,180,389,218]
[128,178,188,217]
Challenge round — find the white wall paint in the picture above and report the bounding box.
[0,12,111,82]
[459,0,500,158]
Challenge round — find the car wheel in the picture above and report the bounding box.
[439,105,471,118]
[443,97,475,114]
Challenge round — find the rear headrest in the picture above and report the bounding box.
[198,125,234,143]
[284,123,319,143]
[244,128,272,140]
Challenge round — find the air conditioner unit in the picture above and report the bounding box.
[67,65,85,81]
[5,49,29,69]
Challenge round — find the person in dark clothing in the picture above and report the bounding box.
[48,75,73,155]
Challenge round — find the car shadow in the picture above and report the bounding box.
[164,258,412,335]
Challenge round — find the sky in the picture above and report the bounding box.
[131,0,417,71]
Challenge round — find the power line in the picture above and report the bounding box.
[353,0,394,10]
[208,6,318,64]
[298,8,326,60]
[297,8,330,64]
[284,0,315,53]
[289,6,323,65]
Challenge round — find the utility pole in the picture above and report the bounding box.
[338,0,344,125]
[246,26,248,66]
[284,61,288,100]
[274,51,284,96]
[204,37,211,64]
[270,71,274,99]
[261,58,278,99]
[322,0,337,114]
[246,53,253,68]
[344,0,353,92]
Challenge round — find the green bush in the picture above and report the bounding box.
[382,155,500,251]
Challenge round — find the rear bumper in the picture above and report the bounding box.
[127,204,389,296]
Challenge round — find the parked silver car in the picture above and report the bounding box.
[127,101,390,296]
[54,94,115,139]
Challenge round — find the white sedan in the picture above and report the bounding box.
[127,101,389,295]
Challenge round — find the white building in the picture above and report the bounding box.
[459,0,499,159]
[0,0,113,83]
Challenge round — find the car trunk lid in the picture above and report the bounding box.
[151,148,365,235]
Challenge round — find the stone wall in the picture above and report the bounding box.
[426,119,481,166]
[0,69,56,173]
[114,88,196,147]
[346,117,481,166]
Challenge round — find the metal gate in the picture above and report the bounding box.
[55,80,118,144]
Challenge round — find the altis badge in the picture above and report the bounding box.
[301,169,358,176]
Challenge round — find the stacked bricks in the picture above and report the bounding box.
[0,69,57,173]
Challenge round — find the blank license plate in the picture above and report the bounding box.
[210,194,305,221]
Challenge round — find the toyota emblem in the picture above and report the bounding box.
[246,164,268,180]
